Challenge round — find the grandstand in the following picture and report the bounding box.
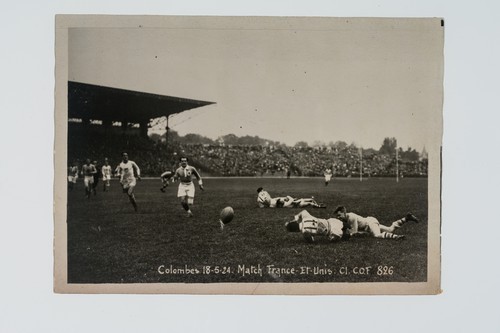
[67,81,427,178]
[67,81,215,170]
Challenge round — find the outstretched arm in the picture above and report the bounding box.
[192,167,204,190]
[132,162,141,179]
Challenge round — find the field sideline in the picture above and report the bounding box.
[67,177,427,283]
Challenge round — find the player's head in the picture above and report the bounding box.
[85,158,90,164]
[179,157,188,167]
[257,190,271,206]
[93,160,97,165]
[122,152,129,162]
[257,187,263,193]
[104,158,109,165]
[334,206,347,220]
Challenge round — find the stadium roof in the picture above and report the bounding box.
[68,81,215,123]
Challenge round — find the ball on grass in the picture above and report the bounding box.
[220,206,234,225]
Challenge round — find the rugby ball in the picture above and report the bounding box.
[220,206,235,225]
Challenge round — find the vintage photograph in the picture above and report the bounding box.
[54,15,443,294]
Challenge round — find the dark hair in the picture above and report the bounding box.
[333,206,347,214]
[257,187,263,193]
[285,221,300,232]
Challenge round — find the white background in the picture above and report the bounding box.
[2,1,499,332]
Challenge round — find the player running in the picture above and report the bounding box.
[324,167,333,186]
[68,162,79,191]
[333,206,419,240]
[257,187,325,208]
[160,170,174,192]
[115,153,141,212]
[285,210,349,243]
[173,157,204,217]
[101,158,112,192]
[81,159,97,199]
[92,160,100,195]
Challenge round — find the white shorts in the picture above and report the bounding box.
[84,175,94,187]
[326,218,344,240]
[68,175,77,183]
[121,177,136,189]
[325,175,332,182]
[178,182,195,198]
[364,217,380,234]
[103,175,111,181]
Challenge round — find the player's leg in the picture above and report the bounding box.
[84,177,90,198]
[186,196,195,217]
[177,184,191,216]
[68,176,74,191]
[296,198,326,208]
[368,218,404,239]
[386,213,420,231]
[127,185,138,212]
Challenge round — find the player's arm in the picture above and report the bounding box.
[348,215,359,235]
[114,165,121,177]
[192,167,204,190]
[132,162,141,180]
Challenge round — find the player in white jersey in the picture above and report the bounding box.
[285,210,349,243]
[256,188,325,208]
[81,159,97,199]
[160,170,174,192]
[333,206,419,240]
[324,167,333,186]
[173,157,204,217]
[115,152,141,212]
[101,158,112,192]
[68,162,79,191]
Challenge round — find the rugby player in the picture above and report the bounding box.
[160,170,174,192]
[285,210,349,243]
[257,187,325,208]
[101,158,112,192]
[115,153,141,212]
[173,157,204,217]
[333,206,419,240]
[67,162,79,191]
[81,159,97,199]
[92,160,100,195]
[324,167,333,186]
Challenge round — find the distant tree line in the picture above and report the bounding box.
[149,131,422,161]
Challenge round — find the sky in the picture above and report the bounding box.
[68,18,443,151]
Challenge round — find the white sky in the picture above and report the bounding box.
[68,19,442,151]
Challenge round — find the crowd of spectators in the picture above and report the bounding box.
[68,129,427,178]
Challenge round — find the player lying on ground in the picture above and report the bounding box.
[160,170,174,192]
[333,206,419,240]
[285,210,350,243]
[257,187,326,208]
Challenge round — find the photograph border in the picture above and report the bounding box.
[54,15,442,294]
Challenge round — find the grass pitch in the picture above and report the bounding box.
[67,177,427,283]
